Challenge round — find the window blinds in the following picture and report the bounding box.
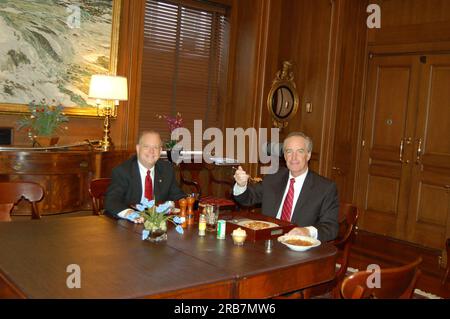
[139,0,230,148]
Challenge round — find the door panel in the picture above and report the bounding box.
[357,55,419,238]
[372,67,411,148]
[366,175,400,214]
[407,54,450,249]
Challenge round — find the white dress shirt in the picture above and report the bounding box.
[233,169,318,239]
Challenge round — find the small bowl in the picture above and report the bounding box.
[232,234,247,246]
[278,235,321,251]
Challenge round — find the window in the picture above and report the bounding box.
[139,0,230,148]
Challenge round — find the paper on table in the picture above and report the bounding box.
[208,157,239,165]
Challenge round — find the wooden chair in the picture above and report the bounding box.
[0,181,44,221]
[89,178,111,215]
[340,257,422,299]
[442,238,450,285]
[301,203,359,298]
[178,162,237,210]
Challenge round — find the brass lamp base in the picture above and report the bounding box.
[98,135,114,151]
[97,111,114,151]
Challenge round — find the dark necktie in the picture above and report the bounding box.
[281,178,295,221]
[145,170,153,200]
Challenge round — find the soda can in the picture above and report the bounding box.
[217,219,226,239]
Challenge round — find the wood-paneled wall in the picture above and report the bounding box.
[368,0,450,47]
[223,0,368,202]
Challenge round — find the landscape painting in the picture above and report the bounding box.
[0,0,119,116]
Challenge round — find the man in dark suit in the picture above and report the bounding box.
[105,130,186,223]
[233,132,339,242]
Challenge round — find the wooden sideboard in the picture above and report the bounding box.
[0,149,134,216]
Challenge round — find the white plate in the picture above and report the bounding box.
[278,235,321,251]
[236,220,279,230]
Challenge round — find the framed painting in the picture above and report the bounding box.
[0,0,121,117]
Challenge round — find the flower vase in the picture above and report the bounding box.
[33,136,59,147]
[147,221,168,243]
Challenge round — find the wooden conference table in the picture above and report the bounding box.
[0,216,337,298]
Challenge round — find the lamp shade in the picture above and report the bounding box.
[88,75,128,101]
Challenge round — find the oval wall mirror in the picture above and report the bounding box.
[267,61,299,128]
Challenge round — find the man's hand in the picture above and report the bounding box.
[286,227,311,237]
[234,166,250,187]
[124,210,144,224]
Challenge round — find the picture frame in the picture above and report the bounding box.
[0,0,122,117]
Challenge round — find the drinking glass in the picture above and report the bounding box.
[205,205,219,232]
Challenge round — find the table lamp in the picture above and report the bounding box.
[88,74,128,151]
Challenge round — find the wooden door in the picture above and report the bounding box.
[406,54,450,249]
[356,54,420,239]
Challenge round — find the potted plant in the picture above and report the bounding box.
[156,112,184,162]
[17,99,69,146]
[136,198,184,242]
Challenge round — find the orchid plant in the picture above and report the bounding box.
[135,198,184,240]
[156,112,183,149]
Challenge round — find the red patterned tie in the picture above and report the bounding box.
[145,170,153,200]
[281,178,295,221]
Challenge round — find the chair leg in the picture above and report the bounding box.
[31,203,41,219]
[442,267,449,285]
[332,285,342,299]
[301,288,311,299]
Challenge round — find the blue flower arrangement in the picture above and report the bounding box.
[135,198,184,240]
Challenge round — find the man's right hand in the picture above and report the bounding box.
[234,166,250,187]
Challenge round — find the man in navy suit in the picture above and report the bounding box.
[105,130,186,223]
[233,132,339,242]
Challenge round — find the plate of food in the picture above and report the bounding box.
[277,235,321,251]
[237,220,279,230]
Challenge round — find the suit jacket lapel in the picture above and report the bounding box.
[292,170,314,224]
[131,157,143,205]
[154,160,163,201]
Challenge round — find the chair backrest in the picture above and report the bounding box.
[334,203,359,247]
[340,257,422,299]
[89,178,111,215]
[331,203,359,292]
[442,238,450,285]
[178,163,203,197]
[0,181,44,221]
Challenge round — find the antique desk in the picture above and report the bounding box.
[0,147,133,215]
[0,216,337,298]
